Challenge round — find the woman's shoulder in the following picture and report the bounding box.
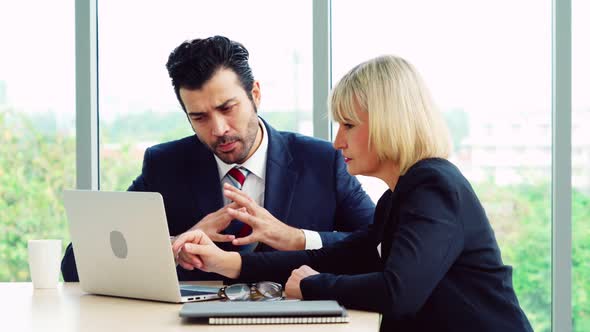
[396,158,467,196]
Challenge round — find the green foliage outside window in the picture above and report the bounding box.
[1,108,589,331]
[0,108,74,281]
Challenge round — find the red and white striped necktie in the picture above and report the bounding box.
[226,166,249,191]
[224,167,257,251]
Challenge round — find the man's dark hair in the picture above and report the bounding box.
[165,35,255,112]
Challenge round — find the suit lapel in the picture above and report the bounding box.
[188,136,224,218]
[186,124,299,234]
[262,120,298,225]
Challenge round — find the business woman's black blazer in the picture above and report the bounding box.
[240,158,533,332]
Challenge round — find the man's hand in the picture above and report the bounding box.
[223,183,306,251]
[285,265,320,299]
[188,202,243,242]
[171,230,242,279]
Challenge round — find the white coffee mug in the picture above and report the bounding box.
[28,239,62,289]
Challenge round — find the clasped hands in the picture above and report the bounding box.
[185,183,305,250]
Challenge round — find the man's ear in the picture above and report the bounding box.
[251,81,261,108]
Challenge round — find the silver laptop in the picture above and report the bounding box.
[63,190,220,303]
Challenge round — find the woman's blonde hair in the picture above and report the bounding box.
[330,55,451,175]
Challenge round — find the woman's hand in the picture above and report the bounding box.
[172,230,242,279]
[285,265,320,299]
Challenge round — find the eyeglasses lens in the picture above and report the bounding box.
[257,282,282,298]
[224,283,250,301]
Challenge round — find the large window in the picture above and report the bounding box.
[98,0,313,190]
[332,1,552,331]
[0,1,75,281]
[0,3,581,331]
[572,1,590,330]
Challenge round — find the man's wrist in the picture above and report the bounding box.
[190,223,202,232]
[289,228,306,251]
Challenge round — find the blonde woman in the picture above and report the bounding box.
[172,55,533,332]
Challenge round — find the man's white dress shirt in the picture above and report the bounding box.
[214,120,322,249]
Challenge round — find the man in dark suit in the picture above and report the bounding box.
[61,35,374,281]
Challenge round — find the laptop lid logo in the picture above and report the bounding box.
[109,230,128,259]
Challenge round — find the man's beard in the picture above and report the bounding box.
[207,111,259,164]
[211,135,248,164]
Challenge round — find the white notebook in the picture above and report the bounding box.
[208,315,349,325]
[179,300,349,325]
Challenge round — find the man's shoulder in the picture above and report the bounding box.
[147,135,201,154]
[266,128,342,169]
[274,130,335,154]
[143,135,212,165]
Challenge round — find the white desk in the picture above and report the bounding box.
[0,283,380,332]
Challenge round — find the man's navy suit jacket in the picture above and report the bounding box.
[61,119,375,281]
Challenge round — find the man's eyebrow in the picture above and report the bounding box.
[215,98,238,110]
[186,98,238,116]
[187,110,206,117]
